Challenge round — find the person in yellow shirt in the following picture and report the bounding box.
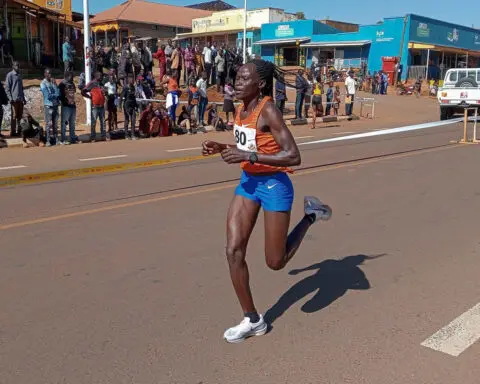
[311,76,324,129]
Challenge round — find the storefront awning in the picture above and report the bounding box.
[254,37,310,45]
[175,28,257,40]
[92,23,120,32]
[300,40,371,48]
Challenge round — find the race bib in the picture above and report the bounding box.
[234,124,257,152]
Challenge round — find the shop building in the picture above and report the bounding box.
[0,0,82,68]
[90,0,212,47]
[255,20,340,67]
[175,7,296,55]
[300,14,480,81]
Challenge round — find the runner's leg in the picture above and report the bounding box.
[264,211,313,271]
[226,195,261,314]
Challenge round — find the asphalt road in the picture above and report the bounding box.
[1,109,480,383]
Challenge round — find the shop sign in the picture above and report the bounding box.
[375,30,393,42]
[417,23,430,38]
[275,25,294,38]
[447,28,459,43]
[46,0,64,11]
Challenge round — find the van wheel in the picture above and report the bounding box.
[440,107,450,120]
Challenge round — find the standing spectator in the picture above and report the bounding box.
[202,41,213,87]
[215,49,226,93]
[295,69,307,119]
[344,70,356,116]
[275,73,286,114]
[195,42,203,76]
[304,72,314,119]
[141,42,153,73]
[135,76,147,112]
[81,71,108,142]
[164,39,174,74]
[325,81,334,116]
[62,36,74,73]
[187,78,200,124]
[104,70,120,133]
[334,85,341,116]
[5,62,25,137]
[196,71,208,126]
[161,69,179,122]
[170,42,182,84]
[0,79,8,138]
[130,42,141,78]
[223,79,235,126]
[184,44,196,83]
[59,71,79,144]
[120,76,138,140]
[96,45,106,75]
[382,71,389,95]
[106,43,119,75]
[153,43,167,84]
[87,47,97,74]
[211,41,218,86]
[40,68,60,146]
[117,46,129,87]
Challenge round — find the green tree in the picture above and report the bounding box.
[296,12,306,20]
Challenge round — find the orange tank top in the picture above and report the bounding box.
[234,96,292,174]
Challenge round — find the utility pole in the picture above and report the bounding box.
[83,0,91,124]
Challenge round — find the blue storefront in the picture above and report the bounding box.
[254,20,339,67]
[258,14,480,81]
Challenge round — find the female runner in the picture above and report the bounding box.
[202,60,332,343]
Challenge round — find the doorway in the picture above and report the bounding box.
[283,47,299,66]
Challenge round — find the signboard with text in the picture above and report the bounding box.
[275,25,294,38]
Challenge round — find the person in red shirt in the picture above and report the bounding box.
[81,71,108,142]
[153,43,167,83]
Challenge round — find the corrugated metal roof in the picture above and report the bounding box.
[91,0,213,29]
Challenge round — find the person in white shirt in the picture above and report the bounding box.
[344,70,356,116]
[196,71,208,126]
[202,42,213,87]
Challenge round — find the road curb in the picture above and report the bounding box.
[0,154,216,187]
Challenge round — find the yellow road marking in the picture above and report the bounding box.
[0,144,461,230]
[0,154,218,188]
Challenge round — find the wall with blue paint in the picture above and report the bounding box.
[261,20,339,40]
[408,14,480,51]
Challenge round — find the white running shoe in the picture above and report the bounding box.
[304,196,332,222]
[223,315,268,343]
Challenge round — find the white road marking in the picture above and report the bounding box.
[421,303,480,357]
[78,155,127,162]
[332,131,355,135]
[0,165,27,171]
[166,147,202,153]
[294,136,314,139]
[166,137,314,153]
[299,118,463,146]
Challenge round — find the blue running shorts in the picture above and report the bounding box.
[235,171,294,212]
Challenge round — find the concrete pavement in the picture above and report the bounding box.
[1,120,480,383]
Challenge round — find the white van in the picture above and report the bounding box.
[442,68,480,89]
[438,68,480,120]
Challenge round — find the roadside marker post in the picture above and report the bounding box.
[459,107,479,144]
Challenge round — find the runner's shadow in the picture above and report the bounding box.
[264,254,385,325]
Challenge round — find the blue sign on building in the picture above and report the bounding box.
[256,14,480,81]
